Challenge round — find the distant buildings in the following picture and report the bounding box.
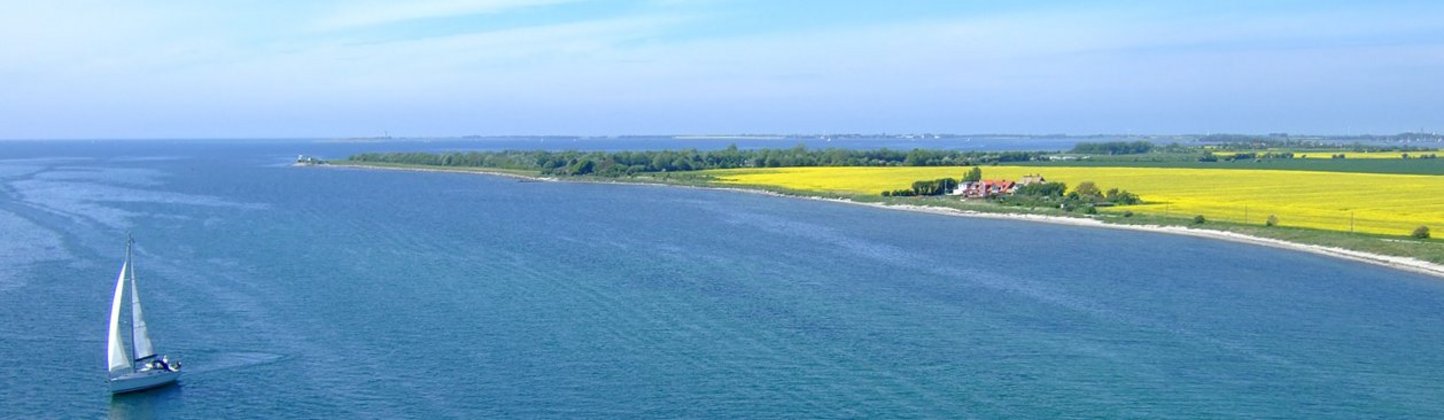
[956,180,1015,198]
[1018,174,1046,186]
[952,174,1044,198]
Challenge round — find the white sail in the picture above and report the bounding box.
[107,259,132,375]
[128,254,156,362]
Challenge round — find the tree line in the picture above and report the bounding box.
[882,178,958,197]
[1198,151,1298,162]
[348,145,1050,176]
[1070,141,1155,155]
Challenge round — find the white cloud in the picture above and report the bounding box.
[311,0,584,31]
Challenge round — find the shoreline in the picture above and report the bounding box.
[322,162,1444,280]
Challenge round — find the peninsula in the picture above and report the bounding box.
[326,137,1444,278]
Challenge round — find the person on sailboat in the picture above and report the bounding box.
[150,357,179,372]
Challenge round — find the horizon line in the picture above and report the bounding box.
[3,132,1443,142]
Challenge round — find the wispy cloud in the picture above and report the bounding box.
[4,1,1444,137]
[312,0,582,31]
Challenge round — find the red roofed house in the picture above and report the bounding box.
[962,179,1016,198]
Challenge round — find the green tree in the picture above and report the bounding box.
[568,159,596,175]
[1070,141,1154,155]
[1015,182,1066,197]
[904,149,926,166]
[1074,181,1102,199]
[906,178,959,196]
[1104,188,1141,205]
[962,166,982,182]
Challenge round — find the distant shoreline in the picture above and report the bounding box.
[320,161,1444,280]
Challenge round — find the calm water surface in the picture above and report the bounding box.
[2,140,1443,418]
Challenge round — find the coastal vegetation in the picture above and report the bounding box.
[337,138,1443,265]
[348,146,1048,176]
[882,178,958,197]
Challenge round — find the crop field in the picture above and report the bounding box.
[704,166,1444,236]
[1212,150,1442,159]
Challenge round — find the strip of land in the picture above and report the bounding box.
[321,160,1444,280]
[704,166,1444,236]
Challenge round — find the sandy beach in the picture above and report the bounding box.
[326,162,1444,280]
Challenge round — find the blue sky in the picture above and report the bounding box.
[2,0,1442,138]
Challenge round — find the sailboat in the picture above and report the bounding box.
[106,235,181,394]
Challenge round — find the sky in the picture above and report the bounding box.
[1,0,1442,139]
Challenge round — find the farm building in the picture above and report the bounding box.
[1018,174,1046,186]
[959,180,1017,198]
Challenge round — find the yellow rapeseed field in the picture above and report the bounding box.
[704,166,1444,236]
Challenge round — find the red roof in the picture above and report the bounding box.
[980,180,1014,188]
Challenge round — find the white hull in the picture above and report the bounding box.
[109,369,180,394]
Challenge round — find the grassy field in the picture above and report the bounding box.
[704,166,1444,237]
[1013,156,1444,175]
[1212,150,1443,159]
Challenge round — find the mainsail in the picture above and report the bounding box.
[128,252,156,362]
[107,259,132,375]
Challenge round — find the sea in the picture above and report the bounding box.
[2,138,1443,418]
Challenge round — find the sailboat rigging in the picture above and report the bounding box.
[106,235,181,394]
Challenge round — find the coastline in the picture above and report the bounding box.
[321,162,1444,280]
[318,161,555,181]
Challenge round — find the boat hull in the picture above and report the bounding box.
[109,369,180,394]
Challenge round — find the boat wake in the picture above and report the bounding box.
[176,350,286,375]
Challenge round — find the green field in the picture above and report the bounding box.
[1013,157,1444,175]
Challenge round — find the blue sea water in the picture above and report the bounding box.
[2,139,1443,418]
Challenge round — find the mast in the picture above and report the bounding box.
[107,242,133,376]
[128,236,157,362]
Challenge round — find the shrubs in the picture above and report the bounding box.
[1266,214,1278,227]
[1001,180,1143,214]
[1104,188,1141,205]
[1413,226,1431,239]
[911,178,958,196]
[1193,215,1207,224]
[881,177,959,197]
[1015,182,1067,197]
